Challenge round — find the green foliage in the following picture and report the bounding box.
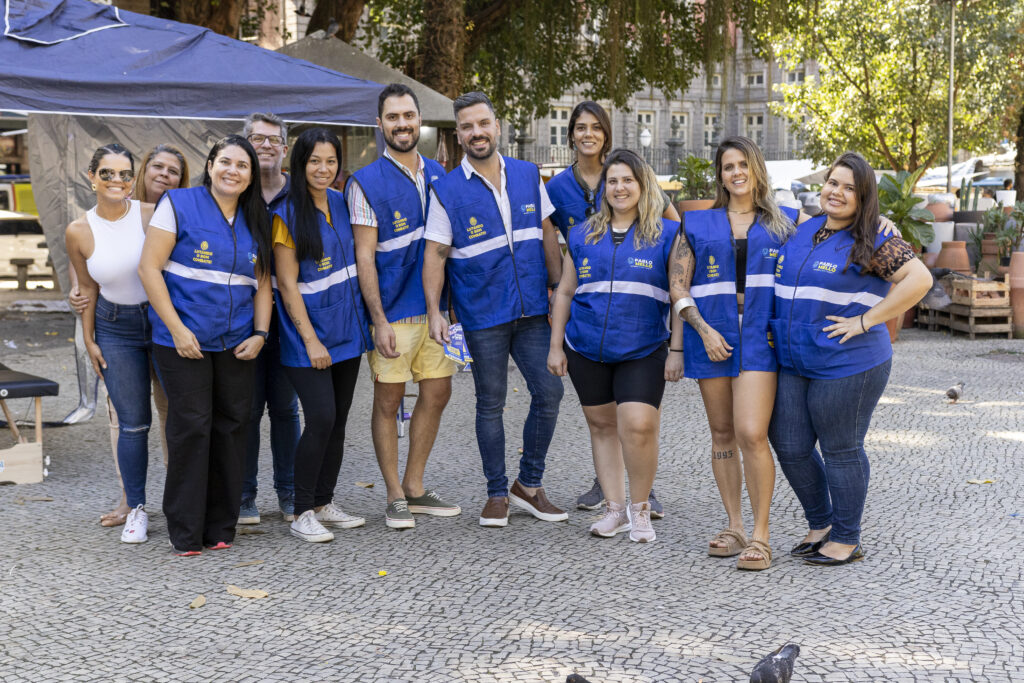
[749,0,1024,172]
[959,178,981,212]
[669,155,716,201]
[877,167,934,250]
[981,205,1008,233]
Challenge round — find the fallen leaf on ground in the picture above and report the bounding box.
[355,481,374,488]
[226,585,268,599]
[234,560,264,568]
[23,496,53,502]
[967,479,996,484]
[189,595,206,609]
[237,527,266,535]
[378,570,387,577]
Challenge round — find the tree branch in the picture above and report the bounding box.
[465,0,516,55]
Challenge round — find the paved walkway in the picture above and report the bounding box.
[1,310,1022,682]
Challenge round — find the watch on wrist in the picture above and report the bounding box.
[253,330,269,340]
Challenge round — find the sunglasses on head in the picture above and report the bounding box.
[97,168,134,182]
[247,133,285,146]
[583,188,597,217]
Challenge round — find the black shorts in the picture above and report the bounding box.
[565,342,668,408]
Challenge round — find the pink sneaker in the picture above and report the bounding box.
[589,501,630,538]
[629,502,656,543]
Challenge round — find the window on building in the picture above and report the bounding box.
[703,114,720,147]
[786,116,806,155]
[787,69,806,84]
[746,72,765,86]
[637,110,655,145]
[549,107,570,146]
[711,74,721,88]
[671,113,688,146]
[744,114,765,146]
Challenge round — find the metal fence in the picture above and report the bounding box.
[501,144,799,174]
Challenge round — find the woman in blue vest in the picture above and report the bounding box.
[769,152,930,566]
[272,128,372,544]
[546,100,679,515]
[548,149,683,544]
[139,135,273,556]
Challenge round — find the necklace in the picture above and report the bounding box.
[98,198,130,222]
[728,208,754,215]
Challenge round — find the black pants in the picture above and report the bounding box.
[154,344,255,551]
[284,357,362,516]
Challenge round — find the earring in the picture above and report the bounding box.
[91,183,97,191]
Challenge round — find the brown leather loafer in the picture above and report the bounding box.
[479,496,509,527]
[509,480,568,522]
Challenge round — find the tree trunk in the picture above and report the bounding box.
[175,0,244,38]
[416,0,465,99]
[1016,103,1024,203]
[306,0,365,42]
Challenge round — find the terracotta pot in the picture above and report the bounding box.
[926,202,954,222]
[934,241,971,275]
[885,316,900,342]
[1010,252,1024,339]
[978,235,1001,276]
[676,199,715,213]
[901,306,916,329]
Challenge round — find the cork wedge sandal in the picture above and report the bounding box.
[708,528,748,557]
[736,539,772,571]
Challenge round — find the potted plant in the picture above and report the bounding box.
[670,154,716,212]
[978,206,1008,274]
[878,167,936,333]
[952,178,985,224]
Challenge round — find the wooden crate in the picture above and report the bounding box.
[946,303,1012,339]
[916,304,950,332]
[950,278,1010,308]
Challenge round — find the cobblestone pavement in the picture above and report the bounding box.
[1,310,1022,682]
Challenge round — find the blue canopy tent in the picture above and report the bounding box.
[2,0,385,422]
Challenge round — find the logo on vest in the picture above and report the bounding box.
[568,216,575,226]
[775,253,785,277]
[706,254,720,279]
[520,203,536,215]
[316,255,333,272]
[193,240,213,265]
[577,256,592,279]
[392,210,410,233]
[761,247,779,259]
[812,260,838,274]
[629,257,654,270]
[248,251,257,265]
[466,216,486,240]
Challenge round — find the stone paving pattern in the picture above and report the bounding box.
[1,313,1022,682]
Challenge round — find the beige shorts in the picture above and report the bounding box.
[368,322,457,383]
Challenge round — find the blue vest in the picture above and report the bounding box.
[430,157,549,331]
[546,166,600,241]
[349,155,445,321]
[682,206,798,378]
[772,215,893,380]
[149,187,259,352]
[565,220,676,362]
[272,189,372,367]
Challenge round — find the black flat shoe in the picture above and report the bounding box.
[789,533,829,557]
[803,544,865,566]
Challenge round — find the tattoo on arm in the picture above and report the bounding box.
[669,234,695,296]
[712,449,735,460]
[684,307,709,336]
[284,301,304,332]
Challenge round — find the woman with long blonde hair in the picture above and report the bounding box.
[548,149,683,544]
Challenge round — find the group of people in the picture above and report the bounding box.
[65,84,931,567]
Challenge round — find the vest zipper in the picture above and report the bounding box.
[598,237,622,362]
[326,203,369,351]
[225,218,238,352]
[787,231,827,373]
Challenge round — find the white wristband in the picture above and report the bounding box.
[673,297,696,319]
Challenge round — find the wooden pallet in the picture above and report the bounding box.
[916,304,950,332]
[946,303,1012,339]
[950,278,1010,308]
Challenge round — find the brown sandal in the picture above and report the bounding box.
[99,509,128,527]
[708,528,748,557]
[736,539,772,571]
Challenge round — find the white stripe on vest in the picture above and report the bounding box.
[512,227,543,243]
[774,283,884,308]
[449,234,508,259]
[377,226,424,253]
[691,281,737,297]
[575,280,670,303]
[746,273,775,288]
[164,261,258,289]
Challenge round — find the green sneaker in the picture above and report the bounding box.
[386,499,415,529]
[406,490,462,517]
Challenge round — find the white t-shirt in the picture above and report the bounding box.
[149,194,236,234]
[423,155,554,250]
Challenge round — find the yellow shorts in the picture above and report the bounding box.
[368,322,457,384]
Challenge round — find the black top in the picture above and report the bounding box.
[735,238,747,294]
[612,229,628,246]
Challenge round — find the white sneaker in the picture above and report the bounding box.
[315,501,365,529]
[290,510,334,543]
[121,505,148,544]
[628,502,656,543]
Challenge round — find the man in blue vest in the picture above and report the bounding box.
[423,91,566,527]
[349,84,462,529]
[237,112,301,525]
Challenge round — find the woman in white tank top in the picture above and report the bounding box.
[66,144,157,544]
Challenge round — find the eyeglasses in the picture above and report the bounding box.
[97,168,134,182]
[247,134,285,147]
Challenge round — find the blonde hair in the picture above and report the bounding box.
[134,144,190,203]
[585,149,664,249]
[712,136,794,242]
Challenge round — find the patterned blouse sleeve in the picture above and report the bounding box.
[869,236,917,279]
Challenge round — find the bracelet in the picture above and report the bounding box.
[859,315,867,333]
[253,330,269,340]
[669,348,683,352]
[548,281,559,289]
[672,297,696,319]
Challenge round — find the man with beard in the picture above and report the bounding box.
[423,91,566,527]
[349,84,462,529]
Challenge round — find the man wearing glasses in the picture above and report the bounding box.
[236,112,301,526]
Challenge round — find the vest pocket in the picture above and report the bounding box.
[307,298,360,354]
[175,301,226,348]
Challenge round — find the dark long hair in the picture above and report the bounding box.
[567,101,612,161]
[88,143,133,174]
[824,151,880,272]
[201,135,271,277]
[286,128,343,263]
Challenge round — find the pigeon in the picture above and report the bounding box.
[325,18,339,37]
[920,277,952,310]
[566,675,592,683]
[749,643,800,683]
[946,382,965,403]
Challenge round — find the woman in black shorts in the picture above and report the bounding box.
[548,149,683,543]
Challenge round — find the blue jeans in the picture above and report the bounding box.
[463,315,564,498]
[241,317,299,504]
[94,295,152,508]
[768,359,892,545]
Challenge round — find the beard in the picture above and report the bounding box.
[462,135,496,160]
[385,127,420,153]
